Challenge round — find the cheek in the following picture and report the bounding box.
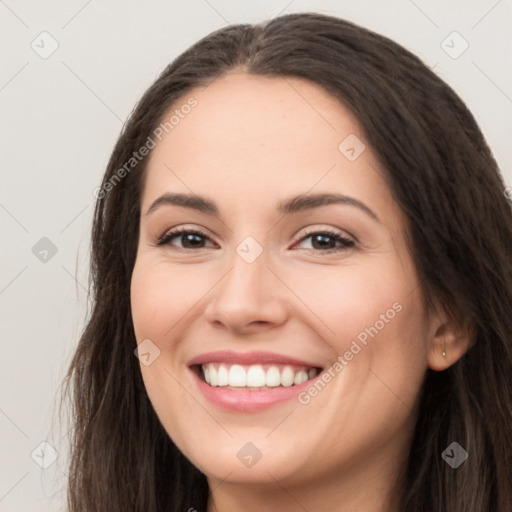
[294,258,428,398]
[130,258,213,342]
[284,260,409,348]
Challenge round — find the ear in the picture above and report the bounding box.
[427,306,474,371]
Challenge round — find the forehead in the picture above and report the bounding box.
[141,72,396,220]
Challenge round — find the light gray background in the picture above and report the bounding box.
[1,1,511,510]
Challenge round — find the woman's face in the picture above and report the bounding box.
[131,73,438,491]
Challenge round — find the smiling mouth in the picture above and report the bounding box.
[193,363,322,390]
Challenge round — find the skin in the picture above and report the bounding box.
[130,72,470,512]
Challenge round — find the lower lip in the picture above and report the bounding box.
[190,366,318,412]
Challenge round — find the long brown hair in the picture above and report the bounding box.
[61,12,512,511]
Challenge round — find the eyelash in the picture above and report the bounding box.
[156,227,355,254]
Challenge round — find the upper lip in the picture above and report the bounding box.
[187,350,323,368]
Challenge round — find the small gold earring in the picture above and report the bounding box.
[442,346,446,357]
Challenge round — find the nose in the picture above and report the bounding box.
[203,246,289,335]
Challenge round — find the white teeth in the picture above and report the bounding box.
[281,366,295,387]
[266,366,281,387]
[209,365,218,386]
[294,370,308,385]
[201,363,318,388]
[218,364,229,386]
[247,365,266,387]
[228,364,246,387]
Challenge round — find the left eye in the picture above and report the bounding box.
[294,230,355,253]
[157,228,355,254]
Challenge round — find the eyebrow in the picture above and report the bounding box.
[145,192,380,222]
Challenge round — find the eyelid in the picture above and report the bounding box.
[156,225,218,248]
[291,225,355,245]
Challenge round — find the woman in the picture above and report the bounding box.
[62,12,512,511]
